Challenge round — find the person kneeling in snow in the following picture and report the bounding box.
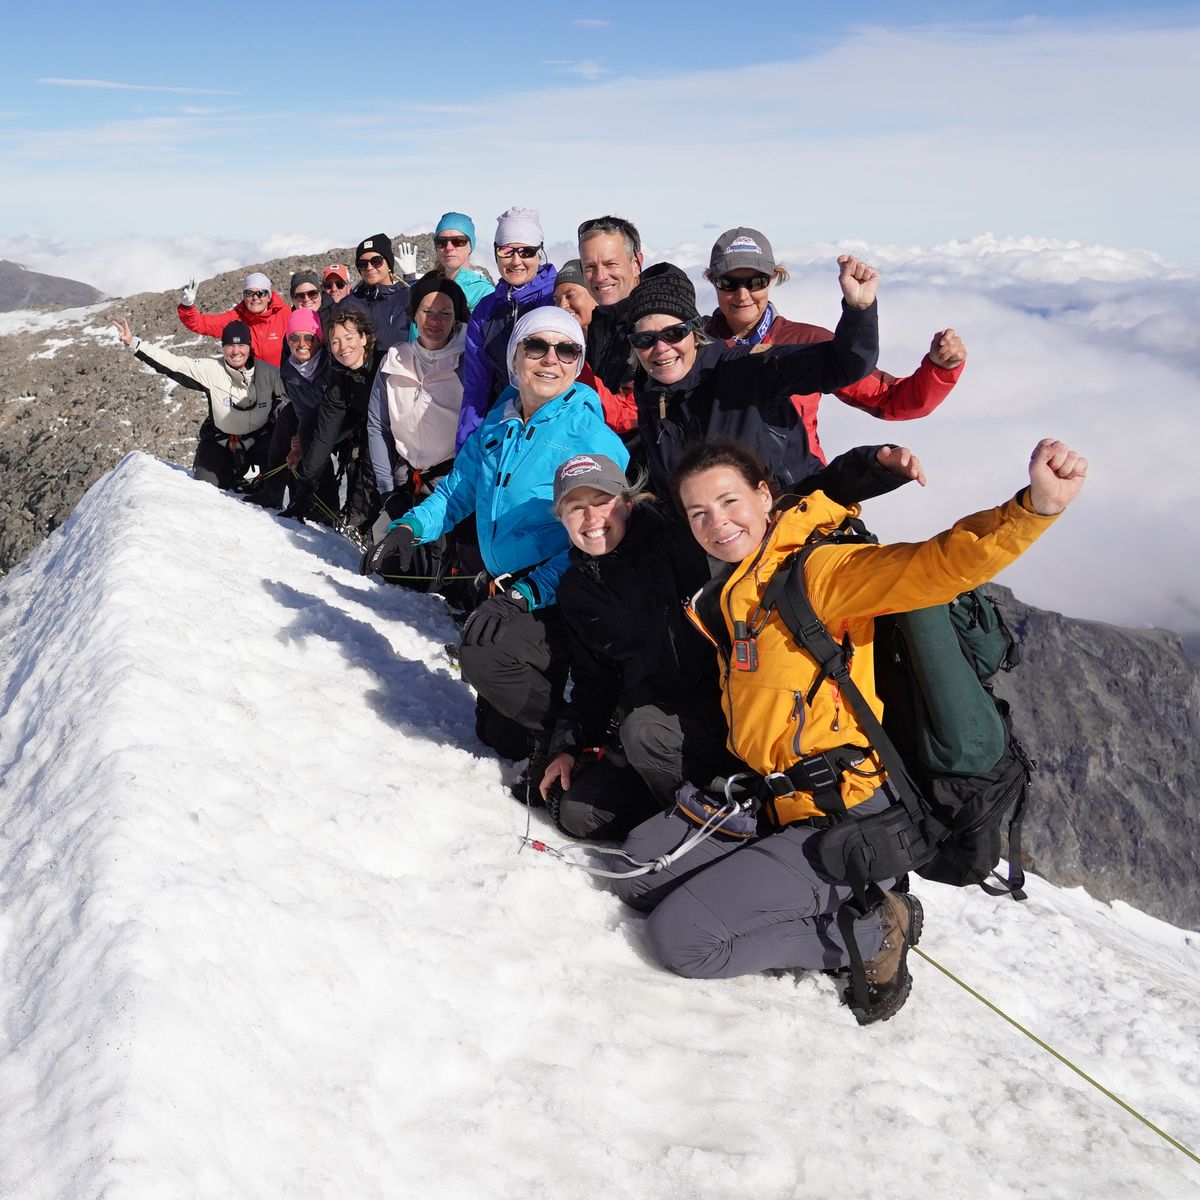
[609,435,1087,1026]
[362,307,629,779]
[111,316,287,491]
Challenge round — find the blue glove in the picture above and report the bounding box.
[360,521,416,576]
[461,590,528,646]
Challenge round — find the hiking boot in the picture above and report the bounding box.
[845,891,924,1026]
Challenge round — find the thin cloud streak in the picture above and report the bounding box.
[38,78,238,95]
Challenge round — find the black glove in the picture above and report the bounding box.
[360,521,417,576]
[460,591,528,646]
[279,480,314,522]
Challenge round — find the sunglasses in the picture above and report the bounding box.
[434,235,471,249]
[496,245,541,260]
[577,216,642,255]
[243,289,270,300]
[357,255,386,270]
[712,272,772,293]
[628,321,698,351]
[322,278,348,291]
[287,333,317,345]
[292,289,320,302]
[521,337,582,364]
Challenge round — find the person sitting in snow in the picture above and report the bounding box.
[111,315,287,491]
[609,434,1087,1025]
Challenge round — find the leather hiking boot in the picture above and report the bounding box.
[846,891,924,1026]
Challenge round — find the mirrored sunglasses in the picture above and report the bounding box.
[628,321,698,351]
[243,289,270,300]
[496,245,541,260]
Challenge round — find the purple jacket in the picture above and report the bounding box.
[454,262,557,449]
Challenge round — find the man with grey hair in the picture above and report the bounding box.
[576,215,645,438]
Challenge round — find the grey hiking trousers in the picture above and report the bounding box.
[611,791,891,979]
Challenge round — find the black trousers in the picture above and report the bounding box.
[459,606,569,757]
[192,431,269,490]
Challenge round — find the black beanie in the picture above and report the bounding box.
[355,233,395,273]
[628,263,699,326]
[410,271,470,325]
[222,319,252,346]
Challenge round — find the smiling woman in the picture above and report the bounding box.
[702,226,966,464]
[454,206,558,450]
[363,306,628,778]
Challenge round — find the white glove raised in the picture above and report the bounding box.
[396,242,418,277]
[180,277,198,307]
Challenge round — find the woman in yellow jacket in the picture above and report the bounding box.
[611,435,1087,1024]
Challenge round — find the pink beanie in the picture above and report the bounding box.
[285,308,322,341]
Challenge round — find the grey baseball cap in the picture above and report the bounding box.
[553,453,628,509]
[709,227,776,277]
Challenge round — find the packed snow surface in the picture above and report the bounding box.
[0,455,1197,1200]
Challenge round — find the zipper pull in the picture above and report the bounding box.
[831,682,841,732]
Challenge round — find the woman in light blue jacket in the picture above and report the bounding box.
[365,307,628,762]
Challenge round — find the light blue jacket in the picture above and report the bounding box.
[400,380,628,608]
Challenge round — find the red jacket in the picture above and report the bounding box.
[579,362,638,435]
[177,291,291,367]
[706,311,962,464]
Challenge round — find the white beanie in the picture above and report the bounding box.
[494,206,544,249]
[243,271,272,292]
[507,307,586,386]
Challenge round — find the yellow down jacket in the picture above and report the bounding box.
[688,488,1058,827]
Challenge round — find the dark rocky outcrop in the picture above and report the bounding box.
[0,260,105,311]
[987,584,1200,929]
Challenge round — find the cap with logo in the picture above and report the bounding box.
[709,227,776,278]
[553,453,628,509]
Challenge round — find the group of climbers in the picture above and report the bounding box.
[109,208,1087,1025]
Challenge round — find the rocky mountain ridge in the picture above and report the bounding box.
[0,242,1196,929]
[0,259,105,312]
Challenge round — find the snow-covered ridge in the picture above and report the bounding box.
[0,455,1197,1199]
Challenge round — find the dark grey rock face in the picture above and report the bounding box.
[0,260,105,311]
[986,584,1200,929]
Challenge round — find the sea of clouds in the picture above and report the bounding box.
[2,229,1197,642]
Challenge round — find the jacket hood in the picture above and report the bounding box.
[379,322,467,381]
[763,490,857,556]
[495,262,557,303]
[235,292,289,323]
[490,379,604,429]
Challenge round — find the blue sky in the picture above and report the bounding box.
[2,3,1198,264]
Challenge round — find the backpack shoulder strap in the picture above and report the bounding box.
[765,544,937,836]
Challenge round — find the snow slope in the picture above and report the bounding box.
[0,454,1197,1200]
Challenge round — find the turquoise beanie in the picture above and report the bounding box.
[435,212,476,248]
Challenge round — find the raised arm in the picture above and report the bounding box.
[807,438,1087,622]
